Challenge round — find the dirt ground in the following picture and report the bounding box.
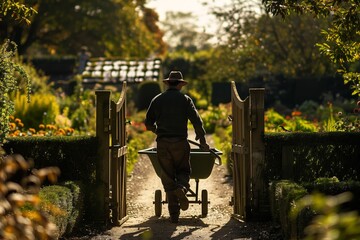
[76,134,281,240]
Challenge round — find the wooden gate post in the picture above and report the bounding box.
[249,88,265,217]
[95,90,111,223]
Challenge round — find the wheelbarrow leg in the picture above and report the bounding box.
[195,179,199,202]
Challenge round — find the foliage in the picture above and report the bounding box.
[38,183,83,238]
[126,110,155,173]
[136,81,161,111]
[0,0,36,24]
[0,40,31,143]
[2,136,98,183]
[213,125,232,175]
[7,115,74,137]
[209,0,335,83]
[265,108,319,132]
[161,12,213,52]
[127,131,154,174]
[335,100,360,132]
[0,0,165,57]
[293,192,360,240]
[262,0,360,96]
[59,80,96,134]
[0,153,60,239]
[199,104,232,134]
[269,180,308,239]
[264,132,360,182]
[13,92,61,128]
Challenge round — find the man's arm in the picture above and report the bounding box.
[187,97,209,150]
[145,100,157,133]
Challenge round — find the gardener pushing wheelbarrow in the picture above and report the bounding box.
[144,70,210,223]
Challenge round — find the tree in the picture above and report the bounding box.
[0,0,36,24]
[262,0,360,96]
[206,0,336,83]
[0,0,165,58]
[161,12,213,53]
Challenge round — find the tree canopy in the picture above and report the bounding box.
[205,0,335,83]
[262,0,360,96]
[0,0,165,58]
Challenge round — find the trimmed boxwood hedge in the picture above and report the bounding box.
[264,132,360,182]
[38,181,84,238]
[270,179,360,240]
[3,136,98,183]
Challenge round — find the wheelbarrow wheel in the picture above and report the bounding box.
[155,189,162,217]
[201,189,208,217]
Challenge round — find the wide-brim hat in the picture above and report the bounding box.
[163,71,188,85]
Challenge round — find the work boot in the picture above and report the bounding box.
[174,188,189,211]
[170,213,179,223]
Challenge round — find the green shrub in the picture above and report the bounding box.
[39,181,84,238]
[136,81,161,111]
[293,192,360,240]
[199,104,231,134]
[127,131,155,173]
[271,179,360,239]
[13,92,60,128]
[0,40,31,143]
[214,125,232,175]
[264,132,360,182]
[269,180,308,239]
[39,185,73,238]
[3,136,98,183]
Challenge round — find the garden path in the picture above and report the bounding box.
[82,131,280,240]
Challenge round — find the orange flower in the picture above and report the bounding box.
[18,122,24,128]
[291,111,302,117]
[9,123,16,131]
[57,129,66,135]
[29,128,36,134]
[285,115,291,120]
[9,115,15,121]
[15,118,22,124]
[39,124,45,129]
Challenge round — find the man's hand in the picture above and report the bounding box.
[199,138,210,151]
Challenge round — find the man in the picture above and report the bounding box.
[145,70,209,223]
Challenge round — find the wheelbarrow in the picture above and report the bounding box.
[138,139,222,217]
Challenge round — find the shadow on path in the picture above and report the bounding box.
[118,216,208,240]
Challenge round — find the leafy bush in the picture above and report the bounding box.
[293,192,360,240]
[127,131,155,174]
[13,92,60,128]
[39,181,84,238]
[199,103,231,134]
[0,153,60,239]
[0,40,31,143]
[136,81,161,111]
[269,180,309,239]
[264,132,360,182]
[265,108,318,132]
[3,136,98,183]
[213,125,232,175]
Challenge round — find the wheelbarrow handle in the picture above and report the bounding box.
[187,139,222,165]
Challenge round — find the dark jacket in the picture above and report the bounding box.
[145,87,206,141]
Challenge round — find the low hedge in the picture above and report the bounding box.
[3,136,98,183]
[270,178,360,240]
[37,181,84,239]
[265,132,360,182]
[269,180,308,239]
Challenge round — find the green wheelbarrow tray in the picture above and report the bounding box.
[138,141,222,217]
[138,146,222,179]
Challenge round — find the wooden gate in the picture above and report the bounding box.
[230,81,265,220]
[95,82,128,225]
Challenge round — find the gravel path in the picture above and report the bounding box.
[76,133,281,240]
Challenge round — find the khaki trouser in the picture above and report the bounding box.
[156,138,191,216]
